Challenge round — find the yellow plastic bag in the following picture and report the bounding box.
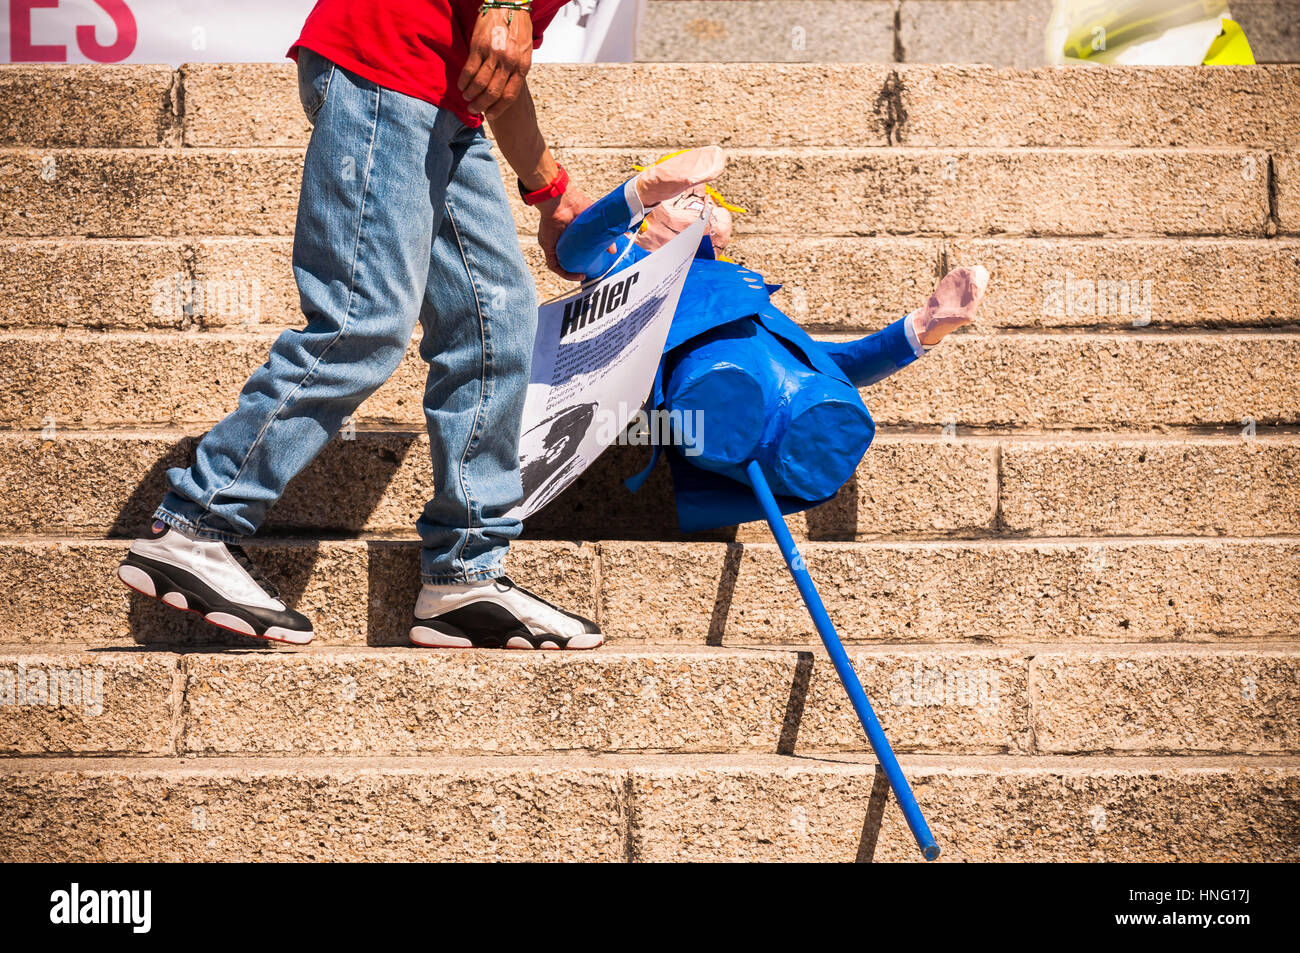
[1203,18,1254,64]
[1047,0,1255,64]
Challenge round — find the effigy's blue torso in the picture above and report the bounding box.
[557,184,920,533]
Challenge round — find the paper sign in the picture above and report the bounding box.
[508,211,706,519]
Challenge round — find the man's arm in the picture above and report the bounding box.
[489,80,591,280]
[458,3,532,120]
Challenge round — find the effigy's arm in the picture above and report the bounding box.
[817,314,926,388]
[557,147,729,280]
[555,178,643,279]
[820,265,991,387]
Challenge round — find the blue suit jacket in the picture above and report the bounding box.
[557,188,919,533]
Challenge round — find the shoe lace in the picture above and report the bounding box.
[496,575,561,611]
[228,544,282,600]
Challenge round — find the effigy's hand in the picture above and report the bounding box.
[538,185,594,281]
[633,146,736,252]
[912,266,990,347]
[459,4,533,120]
[635,146,726,207]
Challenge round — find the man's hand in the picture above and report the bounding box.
[483,75,590,281]
[459,6,533,120]
[536,186,593,281]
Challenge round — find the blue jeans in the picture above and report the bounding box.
[156,50,537,583]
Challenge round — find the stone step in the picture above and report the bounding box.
[0,64,178,148]
[183,61,1300,149]
[0,147,1276,238]
[2,644,1297,758]
[6,63,1299,150]
[5,330,1296,430]
[4,536,1297,648]
[4,236,1297,332]
[0,429,997,540]
[2,753,1295,861]
[4,430,1298,539]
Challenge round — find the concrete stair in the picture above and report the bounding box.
[0,62,1297,861]
[5,538,1298,646]
[5,754,1295,862]
[0,145,1282,236]
[3,644,1298,756]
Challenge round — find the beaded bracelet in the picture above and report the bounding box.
[480,1,532,24]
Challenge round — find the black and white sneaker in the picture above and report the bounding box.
[409,576,603,650]
[117,521,314,645]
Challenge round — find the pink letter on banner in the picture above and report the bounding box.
[10,0,67,62]
[76,0,137,62]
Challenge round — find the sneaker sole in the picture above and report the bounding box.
[409,619,604,651]
[117,562,313,646]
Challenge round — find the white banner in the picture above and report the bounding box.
[2,0,313,64]
[1,0,642,64]
[509,211,706,519]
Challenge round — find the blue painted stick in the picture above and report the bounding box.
[744,459,940,861]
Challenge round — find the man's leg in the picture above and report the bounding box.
[414,127,534,584]
[119,54,462,643]
[408,128,602,650]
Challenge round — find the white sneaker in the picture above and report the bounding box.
[409,576,603,650]
[117,520,314,645]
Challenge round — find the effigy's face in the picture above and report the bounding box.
[636,186,734,252]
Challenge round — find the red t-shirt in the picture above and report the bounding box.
[290,1,568,128]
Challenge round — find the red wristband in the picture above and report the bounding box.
[518,165,569,206]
